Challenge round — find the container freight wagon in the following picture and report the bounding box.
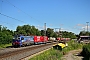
[43,36,48,43]
[56,37,61,41]
[12,35,48,47]
[49,37,56,42]
[56,37,70,42]
[34,36,48,44]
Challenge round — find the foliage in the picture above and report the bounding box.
[30,49,63,60]
[62,40,83,54]
[15,25,41,36]
[46,28,77,38]
[53,32,58,38]
[41,30,45,36]
[0,26,13,45]
[46,28,54,37]
[79,31,90,36]
[0,43,12,49]
[81,43,90,58]
[62,31,77,39]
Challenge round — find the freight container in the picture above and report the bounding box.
[34,36,43,44]
[43,36,48,43]
[34,36,48,44]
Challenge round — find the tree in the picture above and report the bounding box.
[36,29,41,36]
[79,31,90,36]
[41,30,45,36]
[61,31,77,39]
[53,32,58,38]
[46,28,54,37]
[0,26,13,45]
[15,24,41,36]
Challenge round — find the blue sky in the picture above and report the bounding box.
[0,0,90,34]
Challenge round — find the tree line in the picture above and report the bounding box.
[0,25,13,45]
[79,31,90,36]
[1,24,89,45]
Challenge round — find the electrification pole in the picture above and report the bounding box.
[83,27,85,32]
[44,23,46,36]
[86,22,89,32]
[59,28,62,38]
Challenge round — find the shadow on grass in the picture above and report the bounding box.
[53,45,62,51]
[82,57,90,60]
[75,52,90,60]
[6,46,13,48]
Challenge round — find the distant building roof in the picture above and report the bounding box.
[80,36,90,37]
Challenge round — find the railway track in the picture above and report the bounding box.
[0,42,56,60]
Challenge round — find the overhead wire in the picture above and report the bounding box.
[0,12,26,23]
[0,0,45,30]
[0,0,26,24]
[0,20,14,27]
[5,0,43,24]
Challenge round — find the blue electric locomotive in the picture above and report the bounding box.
[12,35,34,47]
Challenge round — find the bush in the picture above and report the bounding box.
[0,31,13,45]
[81,43,90,57]
[62,40,83,55]
[68,40,83,49]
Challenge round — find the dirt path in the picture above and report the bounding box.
[61,49,84,60]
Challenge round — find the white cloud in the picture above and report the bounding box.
[35,25,44,30]
[49,24,53,27]
[74,24,90,31]
[82,26,90,31]
[76,24,85,27]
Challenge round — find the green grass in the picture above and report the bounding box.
[0,43,12,49]
[29,40,84,60]
[62,40,83,54]
[66,40,83,49]
[30,48,63,60]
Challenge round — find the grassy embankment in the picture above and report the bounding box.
[0,43,12,49]
[30,40,83,60]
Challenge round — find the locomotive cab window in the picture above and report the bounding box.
[18,37,20,40]
[21,37,24,40]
